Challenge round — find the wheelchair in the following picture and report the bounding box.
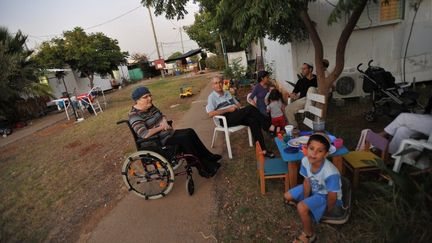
[117,119,201,200]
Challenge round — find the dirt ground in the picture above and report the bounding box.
[82,79,222,243]
[0,72,214,242]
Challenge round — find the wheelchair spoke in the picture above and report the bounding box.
[123,151,175,199]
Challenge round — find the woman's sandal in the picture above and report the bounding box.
[293,232,317,243]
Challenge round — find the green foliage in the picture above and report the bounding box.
[141,0,190,19]
[198,52,207,70]
[0,26,52,121]
[189,54,199,63]
[264,61,275,79]
[215,0,309,48]
[33,27,128,87]
[328,0,369,25]
[184,12,219,52]
[167,51,183,60]
[223,58,245,80]
[357,158,432,242]
[146,0,309,48]
[205,55,224,70]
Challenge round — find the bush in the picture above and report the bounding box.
[205,56,225,70]
[352,158,432,242]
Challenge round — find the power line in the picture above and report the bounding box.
[85,6,141,30]
[162,39,193,45]
[37,5,142,38]
[168,20,179,28]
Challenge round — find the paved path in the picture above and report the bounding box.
[0,112,67,148]
[82,80,223,243]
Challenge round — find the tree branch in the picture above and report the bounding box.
[299,9,326,94]
[328,0,368,83]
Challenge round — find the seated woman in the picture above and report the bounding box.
[380,94,432,154]
[128,86,222,178]
[249,70,270,116]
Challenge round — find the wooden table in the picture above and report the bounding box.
[274,137,349,189]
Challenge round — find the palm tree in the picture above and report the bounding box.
[0,26,52,121]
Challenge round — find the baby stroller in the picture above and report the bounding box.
[357,60,421,122]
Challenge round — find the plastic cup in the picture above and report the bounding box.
[333,138,344,149]
[285,125,294,137]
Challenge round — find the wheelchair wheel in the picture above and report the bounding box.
[186,176,194,196]
[122,150,175,200]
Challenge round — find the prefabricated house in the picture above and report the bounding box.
[45,65,129,99]
[249,0,432,98]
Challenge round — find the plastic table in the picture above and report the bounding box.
[274,137,349,188]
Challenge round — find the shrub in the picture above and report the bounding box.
[205,55,225,70]
[354,158,432,242]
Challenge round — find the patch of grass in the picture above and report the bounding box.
[0,72,214,242]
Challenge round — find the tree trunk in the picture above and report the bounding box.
[299,0,368,119]
[87,74,94,89]
[299,8,328,118]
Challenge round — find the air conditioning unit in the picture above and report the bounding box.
[332,68,367,99]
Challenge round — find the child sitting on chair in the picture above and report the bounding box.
[266,89,287,135]
[284,133,342,243]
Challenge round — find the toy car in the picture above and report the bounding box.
[179,85,193,98]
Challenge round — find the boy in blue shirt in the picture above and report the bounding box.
[284,133,342,243]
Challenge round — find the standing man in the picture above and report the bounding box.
[285,63,318,128]
[206,76,275,158]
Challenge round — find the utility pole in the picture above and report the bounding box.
[179,27,184,53]
[174,27,185,54]
[147,6,164,78]
[160,42,165,59]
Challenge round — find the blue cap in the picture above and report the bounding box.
[132,86,150,101]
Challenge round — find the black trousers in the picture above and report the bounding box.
[165,128,218,171]
[223,106,271,151]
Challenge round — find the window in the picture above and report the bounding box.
[357,0,404,29]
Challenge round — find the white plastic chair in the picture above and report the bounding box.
[286,87,320,128]
[210,115,253,159]
[79,86,107,116]
[389,134,432,185]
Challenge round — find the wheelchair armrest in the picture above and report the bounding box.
[136,136,163,147]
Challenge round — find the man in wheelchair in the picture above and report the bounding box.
[128,86,222,178]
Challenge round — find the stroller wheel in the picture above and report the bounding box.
[364,111,376,122]
[186,176,195,196]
